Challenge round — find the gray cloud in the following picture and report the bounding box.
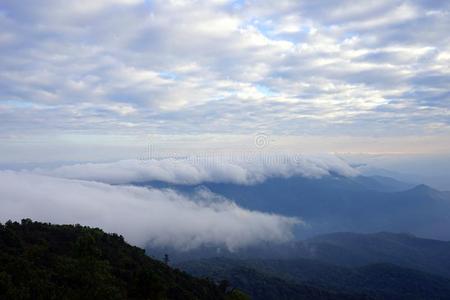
[0,0,449,141]
[0,170,300,250]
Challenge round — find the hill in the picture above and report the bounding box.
[150,232,450,279]
[0,219,248,300]
[179,257,450,300]
[294,232,450,278]
[179,258,372,300]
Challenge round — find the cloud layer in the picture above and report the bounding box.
[0,170,300,250]
[0,0,449,139]
[35,155,359,185]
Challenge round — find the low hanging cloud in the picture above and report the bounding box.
[35,154,359,185]
[0,170,300,250]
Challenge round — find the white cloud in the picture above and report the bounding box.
[34,155,359,185]
[0,170,300,250]
[0,0,449,145]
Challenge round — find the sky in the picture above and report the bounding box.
[0,0,449,161]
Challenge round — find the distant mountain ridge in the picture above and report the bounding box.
[296,231,450,277]
[148,231,450,279]
[180,259,373,300]
[178,257,450,300]
[175,232,450,299]
[135,174,450,240]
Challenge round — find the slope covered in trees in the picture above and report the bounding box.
[0,219,247,300]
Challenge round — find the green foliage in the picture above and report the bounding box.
[0,219,247,300]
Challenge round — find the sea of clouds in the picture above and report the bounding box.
[0,155,357,250]
[0,170,300,250]
[34,154,359,185]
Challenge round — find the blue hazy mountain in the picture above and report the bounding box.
[291,232,450,277]
[135,174,450,240]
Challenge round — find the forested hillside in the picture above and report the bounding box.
[0,219,247,300]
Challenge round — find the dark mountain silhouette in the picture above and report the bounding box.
[291,231,450,278]
[148,231,450,279]
[178,257,450,300]
[179,258,373,300]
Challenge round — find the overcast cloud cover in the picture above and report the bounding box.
[0,170,300,250]
[0,0,449,151]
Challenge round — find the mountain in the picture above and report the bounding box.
[149,232,450,279]
[0,219,248,300]
[178,258,372,300]
[201,177,450,239]
[136,174,450,240]
[178,257,450,300]
[149,231,450,299]
[291,231,450,278]
[351,175,414,192]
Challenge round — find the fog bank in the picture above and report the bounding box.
[35,155,358,185]
[0,171,300,250]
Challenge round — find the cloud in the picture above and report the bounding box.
[34,155,359,185]
[0,0,449,141]
[0,170,300,250]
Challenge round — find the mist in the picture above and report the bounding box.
[34,154,359,185]
[0,170,300,250]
